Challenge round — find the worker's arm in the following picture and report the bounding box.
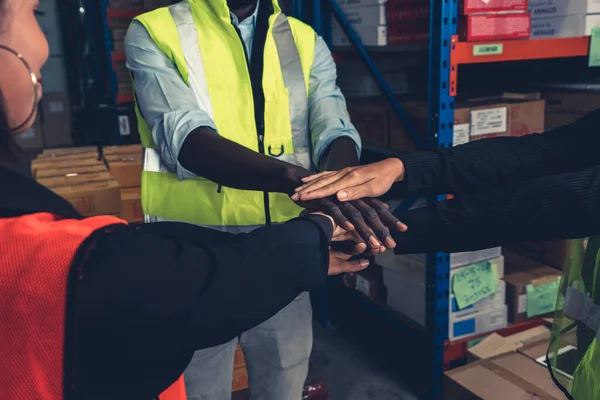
[74,214,365,397]
[397,108,600,196]
[392,165,600,254]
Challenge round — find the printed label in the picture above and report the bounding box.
[453,123,470,146]
[470,107,507,137]
[119,115,131,136]
[473,44,503,56]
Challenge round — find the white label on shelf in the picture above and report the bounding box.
[453,123,470,146]
[119,115,131,136]
[21,128,35,139]
[48,101,64,113]
[470,107,507,137]
[518,294,527,314]
[356,275,370,297]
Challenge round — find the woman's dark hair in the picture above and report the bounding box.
[0,0,24,164]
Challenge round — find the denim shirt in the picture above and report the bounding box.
[125,1,361,179]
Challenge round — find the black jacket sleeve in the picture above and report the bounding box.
[393,166,600,255]
[74,215,332,399]
[397,109,600,195]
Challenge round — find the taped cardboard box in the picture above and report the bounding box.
[32,158,106,178]
[106,154,143,188]
[467,326,551,361]
[544,91,600,130]
[36,164,108,180]
[38,171,113,188]
[120,187,143,223]
[444,352,567,399]
[48,179,121,217]
[103,144,143,156]
[504,266,562,324]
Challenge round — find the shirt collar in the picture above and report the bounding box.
[230,0,260,27]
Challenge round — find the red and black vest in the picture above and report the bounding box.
[0,167,186,399]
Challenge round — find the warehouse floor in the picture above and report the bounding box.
[312,323,418,400]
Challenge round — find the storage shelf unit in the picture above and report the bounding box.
[294,1,591,399]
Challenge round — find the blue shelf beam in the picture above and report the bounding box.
[325,0,425,151]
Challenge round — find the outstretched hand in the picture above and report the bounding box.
[292,158,405,202]
[300,196,407,252]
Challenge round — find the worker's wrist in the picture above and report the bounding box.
[282,165,310,195]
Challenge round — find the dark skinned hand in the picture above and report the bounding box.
[297,197,407,253]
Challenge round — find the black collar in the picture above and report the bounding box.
[0,166,81,219]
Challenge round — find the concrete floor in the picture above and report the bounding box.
[311,323,418,400]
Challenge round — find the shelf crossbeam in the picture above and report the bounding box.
[450,36,590,96]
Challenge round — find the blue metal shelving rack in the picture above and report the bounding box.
[293,0,457,398]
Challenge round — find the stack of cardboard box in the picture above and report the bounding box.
[346,93,546,150]
[31,145,143,221]
[376,247,508,340]
[331,0,429,47]
[530,0,587,39]
[460,0,531,42]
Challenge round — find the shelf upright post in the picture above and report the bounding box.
[425,0,457,398]
[100,0,120,144]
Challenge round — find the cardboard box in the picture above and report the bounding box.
[518,339,550,361]
[49,179,121,217]
[444,352,567,399]
[462,0,528,14]
[585,13,600,35]
[36,164,108,180]
[232,366,249,392]
[381,253,504,326]
[504,266,562,324]
[468,333,523,361]
[386,4,429,23]
[234,345,246,369]
[458,97,545,141]
[461,13,531,42]
[504,240,569,270]
[468,326,551,361]
[41,146,98,156]
[32,158,106,178]
[387,29,430,45]
[530,14,585,38]
[338,4,387,26]
[529,0,587,17]
[106,153,142,188]
[41,92,72,148]
[120,187,144,223]
[38,171,113,188]
[332,20,387,46]
[451,280,506,319]
[544,91,600,129]
[453,106,471,146]
[449,306,508,341]
[103,144,143,155]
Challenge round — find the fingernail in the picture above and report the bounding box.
[360,259,370,268]
[338,191,348,200]
[291,194,299,200]
[397,222,408,231]
[345,222,355,230]
[385,237,396,248]
[369,236,380,248]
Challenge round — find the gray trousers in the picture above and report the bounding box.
[184,293,313,400]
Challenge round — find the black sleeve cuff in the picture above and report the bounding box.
[399,151,443,193]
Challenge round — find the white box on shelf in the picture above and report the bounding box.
[585,14,600,35]
[530,14,585,38]
[337,4,387,26]
[589,0,600,14]
[381,255,505,327]
[450,280,507,319]
[449,306,508,341]
[332,21,387,47]
[529,0,587,18]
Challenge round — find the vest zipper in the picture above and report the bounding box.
[233,22,272,226]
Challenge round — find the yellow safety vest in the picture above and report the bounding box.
[133,0,316,231]
[548,237,600,399]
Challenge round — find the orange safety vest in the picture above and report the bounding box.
[0,212,186,400]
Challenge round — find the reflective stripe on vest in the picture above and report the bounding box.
[548,237,600,400]
[134,0,315,228]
